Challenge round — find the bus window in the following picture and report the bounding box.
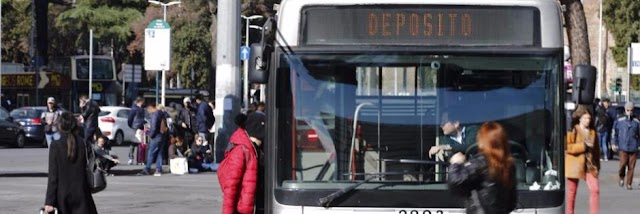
[76,58,115,80]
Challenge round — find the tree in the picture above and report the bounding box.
[130,0,212,89]
[603,0,640,66]
[560,0,591,66]
[54,0,145,66]
[1,0,31,64]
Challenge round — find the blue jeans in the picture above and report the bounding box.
[45,132,61,148]
[201,162,219,171]
[144,136,165,172]
[598,131,609,159]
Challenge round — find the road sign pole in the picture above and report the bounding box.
[122,64,126,105]
[89,29,93,100]
[243,18,249,111]
[161,69,166,106]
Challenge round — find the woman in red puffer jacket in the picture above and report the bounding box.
[218,114,259,214]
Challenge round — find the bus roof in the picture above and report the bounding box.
[277,0,563,48]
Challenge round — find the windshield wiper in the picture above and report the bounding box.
[317,175,383,207]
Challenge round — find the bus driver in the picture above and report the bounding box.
[429,112,478,160]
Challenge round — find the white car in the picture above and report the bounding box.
[98,106,136,145]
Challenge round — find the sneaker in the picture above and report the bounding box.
[154,172,162,177]
[128,159,133,165]
[136,171,151,176]
[620,180,624,187]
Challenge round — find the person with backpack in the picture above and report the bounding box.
[218,114,259,214]
[137,103,169,176]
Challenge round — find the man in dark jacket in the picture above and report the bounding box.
[175,97,197,145]
[127,97,146,165]
[79,94,100,143]
[195,94,215,145]
[612,102,640,190]
[138,104,166,176]
[595,98,614,161]
[428,113,478,160]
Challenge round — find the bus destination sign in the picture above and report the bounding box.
[303,6,540,46]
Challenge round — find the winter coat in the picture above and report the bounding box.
[196,102,215,133]
[595,106,613,132]
[149,111,166,139]
[45,134,98,214]
[613,116,640,152]
[127,104,146,130]
[82,101,100,130]
[43,107,63,133]
[218,128,258,214]
[447,154,517,214]
[565,126,600,179]
[175,107,196,136]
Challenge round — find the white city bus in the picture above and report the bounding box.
[250,0,565,213]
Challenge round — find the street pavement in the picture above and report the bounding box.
[0,144,639,213]
[0,144,222,213]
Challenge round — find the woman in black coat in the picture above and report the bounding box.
[447,122,517,214]
[44,112,98,214]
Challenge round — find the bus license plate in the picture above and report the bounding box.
[396,210,446,214]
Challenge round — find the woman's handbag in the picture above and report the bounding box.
[85,140,107,193]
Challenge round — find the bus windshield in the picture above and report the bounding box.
[277,53,562,191]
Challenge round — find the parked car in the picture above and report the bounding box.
[98,106,135,145]
[0,106,27,148]
[9,107,47,147]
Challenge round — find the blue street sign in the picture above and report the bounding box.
[240,46,250,61]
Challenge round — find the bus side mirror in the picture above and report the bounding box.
[572,64,596,105]
[249,43,269,84]
[249,17,275,84]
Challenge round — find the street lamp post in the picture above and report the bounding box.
[149,0,181,107]
[241,15,263,111]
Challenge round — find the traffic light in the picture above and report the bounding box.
[615,78,622,92]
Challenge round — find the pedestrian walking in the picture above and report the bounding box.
[137,104,168,176]
[566,107,600,214]
[127,97,146,165]
[447,122,517,214]
[43,97,63,148]
[44,111,98,214]
[79,94,101,144]
[595,98,614,161]
[612,102,640,190]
